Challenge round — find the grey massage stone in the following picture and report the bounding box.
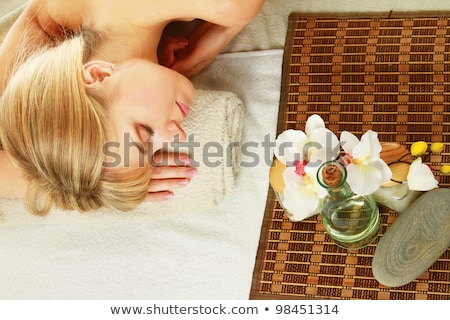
[372,188,450,287]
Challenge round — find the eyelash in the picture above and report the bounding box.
[138,124,154,143]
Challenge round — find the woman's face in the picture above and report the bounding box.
[100,59,195,167]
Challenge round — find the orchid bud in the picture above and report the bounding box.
[410,141,428,157]
[430,142,444,153]
[440,165,450,174]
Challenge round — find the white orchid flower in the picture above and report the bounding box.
[274,114,340,166]
[340,130,392,195]
[407,158,439,191]
[282,161,327,221]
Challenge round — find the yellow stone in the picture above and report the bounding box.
[269,158,286,194]
[430,142,444,153]
[440,165,450,174]
[410,141,428,157]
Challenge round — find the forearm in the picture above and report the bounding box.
[0,150,26,198]
[167,21,246,77]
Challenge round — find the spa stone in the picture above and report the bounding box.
[372,188,450,287]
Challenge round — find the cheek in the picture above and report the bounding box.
[103,140,145,168]
[127,89,154,107]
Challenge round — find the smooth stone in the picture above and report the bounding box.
[269,158,286,194]
[372,188,450,287]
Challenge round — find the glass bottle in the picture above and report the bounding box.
[317,161,381,250]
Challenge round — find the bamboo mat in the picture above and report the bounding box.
[250,13,450,300]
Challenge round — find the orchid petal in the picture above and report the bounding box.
[340,131,359,154]
[370,159,393,183]
[304,163,327,198]
[352,130,382,163]
[407,158,439,191]
[282,166,323,221]
[283,183,321,221]
[275,129,308,165]
[346,163,385,195]
[308,128,340,163]
[283,166,301,184]
[305,114,325,136]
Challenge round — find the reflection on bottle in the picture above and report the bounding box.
[317,161,381,250]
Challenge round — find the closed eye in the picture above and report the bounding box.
[137,124,154,144]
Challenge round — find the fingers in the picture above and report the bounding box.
[151,150,191,167]
[144,151,197,202]
[144,176,194,203]
[144,191,174,202]
[150,166,197,181]
[158,36,189,67]
[147,177,190,193]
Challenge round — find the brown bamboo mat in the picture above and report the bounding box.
[250,13,450,300]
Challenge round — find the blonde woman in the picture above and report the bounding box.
[0,0,265,215]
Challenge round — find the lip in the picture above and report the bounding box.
[176,101,190,118]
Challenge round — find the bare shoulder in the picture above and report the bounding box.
[89,0,264,29]
[175,0,265,26]
[31,0,265,33]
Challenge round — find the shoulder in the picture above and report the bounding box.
[174,0,265,27]
[91,0,264,29]
[33,0,87,34]
[0,0,90,94]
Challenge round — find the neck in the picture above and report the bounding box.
[87,25,164,64]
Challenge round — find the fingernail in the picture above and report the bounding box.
[164,192,174,199]
[179,155,192,164]
[178,178,190,186]
[185,168,197,177]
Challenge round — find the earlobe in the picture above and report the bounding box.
[82,61,115,90]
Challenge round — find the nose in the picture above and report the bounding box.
[164,121,187,143]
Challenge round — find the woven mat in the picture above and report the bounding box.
[250,13,450,300]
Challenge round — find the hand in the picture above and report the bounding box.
[163,22,245,77]
[144,150,197,202]
[158,36,190,69]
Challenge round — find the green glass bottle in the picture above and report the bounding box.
[317,161,381,250]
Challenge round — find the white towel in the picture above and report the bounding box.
[135,89,244,214]
[7,0,448,300]
[0,49,283,300]
[0,0,28,43]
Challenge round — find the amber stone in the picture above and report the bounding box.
[380,142,412,187]
[269,158,286,194]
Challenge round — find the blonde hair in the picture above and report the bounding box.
[0,30,151,215]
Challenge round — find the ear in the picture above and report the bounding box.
[82,61,114,90]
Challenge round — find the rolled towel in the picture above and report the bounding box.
[132,89,245,214]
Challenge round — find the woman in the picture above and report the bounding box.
[0,0,264,214]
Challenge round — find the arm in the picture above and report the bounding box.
[158,21,245,77]
[158,0,265,77]
[0,150,26,198]
[0,0,80,93]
